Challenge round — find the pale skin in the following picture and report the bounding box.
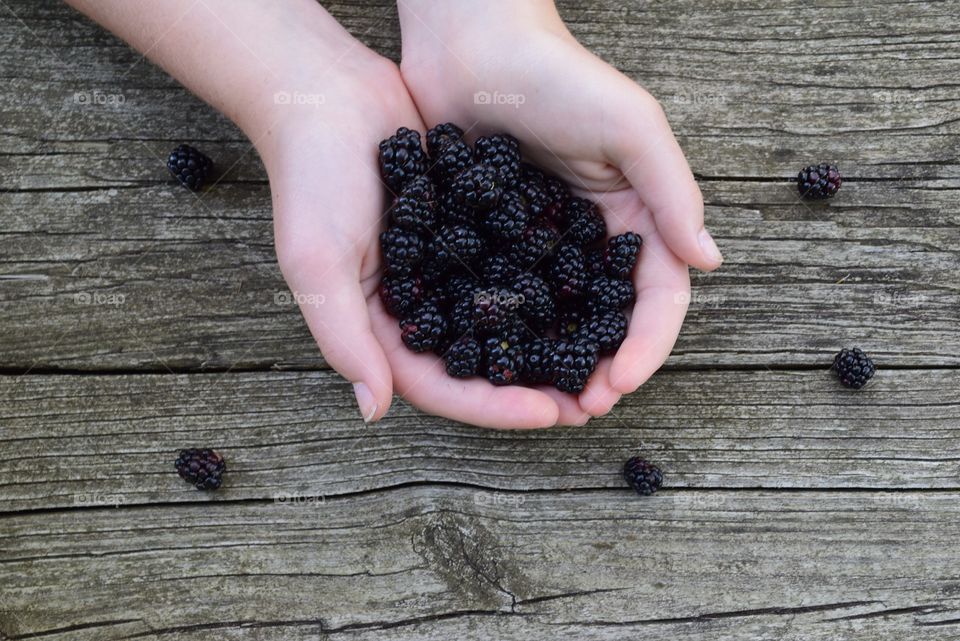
[65,0,721,429]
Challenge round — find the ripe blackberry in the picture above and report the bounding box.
[506,222,560,270]
[380,228,424,271]
[798,163,841,200]
[438,190,475,227]
[444,336,482,378]
[390,176,438,232]
[167,144,213,191]
[604,232,642,279]
[541,174,571,226]
[517,165,552,219]
[483,336,525,386]
[481,254,522,285]
[471,287,521,334]
[549,245,588,300]
[553,339,599,393]
[450,164,502,210]
[379,127,428,193]
[512,273,557,330]
[426,123,474,185]
[436,273,479,307]
[475,134,522,188]
[523,338,557,385]
[587,276,636,310]
[175,448,226,490]
[427,225,485,273]
[623,456,663,496]
[562,197,606,246]
[480,190,529,243]
[400,301,448,352]
[379,274,423,317]
[579,308,628,354]
[585,248,605,276]
[833,347,876,389]
[558,307,588,338]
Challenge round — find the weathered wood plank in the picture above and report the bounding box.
[1,369,957,511]
[2,488,960,640]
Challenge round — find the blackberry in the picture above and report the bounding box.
[562,197,606,246]
[558,307,588,338]
[579,308,628,354]
[833,347,876,389]
[798,163,841,200]
[426,123,474,185]
[483,336,525,386]
[604,232,642,279]
[444,336,482,378]
[480,254,523,285]
[175,448,225,490]
[380,228,424,271]
[379,127,428,193]
[506,222,560,270]
[470,287,521,334]
[523,338,557,385]
[390,176,438,232]
[480,190,529,243]
[438,189,476,227]
[585,248,605,276]
[450,164,502,210]
[436,273,479,307]
[379,274,424,317]
[517,165,552,219]
[553,339,599,393]
[449,294,477,337]
[167,144,213,191]
[587,276,635,310]
[623,456,663,496]
[541,174,571,226]
[423,225,485,279]
[549,245,588,300]
[511,273,556,330]
[474,134,522,189]
[400,301,448,352]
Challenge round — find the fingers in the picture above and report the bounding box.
[607,91,722,272]
[578,358,621,417]
[608,228,690,394]
[284,250,394,423]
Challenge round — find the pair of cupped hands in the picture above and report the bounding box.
[258,1,722,428]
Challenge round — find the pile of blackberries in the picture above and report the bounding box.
[378,124,640,393]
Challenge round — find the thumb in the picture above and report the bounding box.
[281,250,393,423]
[608,92,723,271]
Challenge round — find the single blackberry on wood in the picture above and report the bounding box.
[175,448,226,490]
[623,456,663,496]
[798,163,842,200]
[167,144,213,191]
[832,347,876,389]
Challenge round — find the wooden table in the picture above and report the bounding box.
[2,1,959,639]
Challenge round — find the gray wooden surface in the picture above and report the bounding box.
[1,1,959,639]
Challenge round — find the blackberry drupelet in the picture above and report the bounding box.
[512,273,557,330]
[579,308,628,354]
[379,274,423,317]
[426,122,474,185]
[798,163,842,200]
[400,301,448,352]
[549,245,588,300]
[474,134,522,188]
[450,164,502,210]
[380,227,424,271]
[480,190,529,243]
[379,127,428,193]
[562,197,607,246]
[167,144,213,191]
[604,232,642,279]
[483,336,525,386]
[833,347,876,389]
[444,336,483,378]
[553,339,599,393]
[623,456,663,496]
[587,276,636,310]
[390,176,438,232]
[175,448,226,490]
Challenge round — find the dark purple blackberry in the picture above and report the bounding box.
[587,276,636,310]
[481,254,523,285]
[798,163,841,200]
[390,176,438,232]
[585,248,605,276]
[436,273,479,307]
[400,301,448,352]
[558,307,588,338]
[623,456,663,496]
[471,287,521,334]
[167,144,213,191]
[426,123,474,185]
[562,197,606,246]
[380,227,424,271]
[379,127,428,193]
[379,274,424,317]
[541,174,571,226]
[438,190,476,227]
[175,448,226,490]
[553,339,599,393]
[428,224,485,271]
[474,134,522,189]
[511,273,556,331]
[604,232,642,279]
[483,336,525,386]
[480,190,529,243]
[832,347,876,389]
[523,338,557,385]
[579,308,628,354]
[517,164,552,219]
[549,245,588,300]
[450,164,502,210]
[505,222,560,271]
[444,336,482,378]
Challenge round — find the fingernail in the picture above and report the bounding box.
[698,228,723,265]
[353,382,378,423]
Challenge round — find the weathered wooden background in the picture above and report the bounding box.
[2,0,959,639]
